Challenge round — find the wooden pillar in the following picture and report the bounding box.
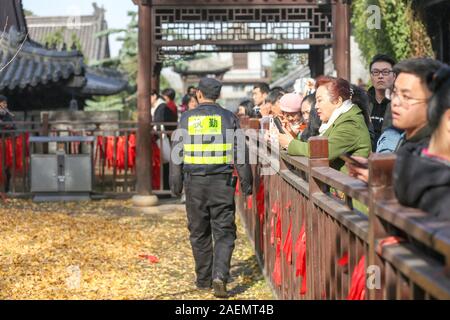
[309,46,325,79]
[368,153,397,300]
[333,1,351,80]
[307,137,329,299]
[136,2,153,195]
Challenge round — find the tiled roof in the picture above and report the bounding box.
[25,3,110,63]
[0,27,127,96]
[0,27,84,92]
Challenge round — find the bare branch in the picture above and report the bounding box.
[0,33,29,73]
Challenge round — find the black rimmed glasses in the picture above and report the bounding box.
[371,69,394,77]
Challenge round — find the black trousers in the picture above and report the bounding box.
[184,173,237,287]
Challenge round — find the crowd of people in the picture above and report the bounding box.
[147,54,449,219]
[231,55,449,218]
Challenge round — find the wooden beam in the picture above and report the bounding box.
[333,1,351,80]
[136,2,153,195]
[148,0,338,6]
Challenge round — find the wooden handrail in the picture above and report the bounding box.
[236,121,450,300]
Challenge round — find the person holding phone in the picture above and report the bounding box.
[278,93,304,139]
[347,58,444,183]
[279,77,372,173]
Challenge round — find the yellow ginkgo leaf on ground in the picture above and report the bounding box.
[0,200,273,300]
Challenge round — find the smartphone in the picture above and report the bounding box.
[339,153,369,169]
[272,117,285,134]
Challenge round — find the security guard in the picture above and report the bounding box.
[170,78,253,298]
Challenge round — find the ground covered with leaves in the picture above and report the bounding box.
[0,199,273,300]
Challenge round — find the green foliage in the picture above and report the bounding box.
[42,28,83,55]
[87,11,138,113]
[70,33,83,53]
[43,28,65,48]
[352,0,434,66]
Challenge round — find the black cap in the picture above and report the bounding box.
[198,77,222,100]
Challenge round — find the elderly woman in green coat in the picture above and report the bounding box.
[279,76,372,173]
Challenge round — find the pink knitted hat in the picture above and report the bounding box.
[280,93,303,113]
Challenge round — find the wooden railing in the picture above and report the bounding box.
[237,119,450,300]
[0,120,177,197]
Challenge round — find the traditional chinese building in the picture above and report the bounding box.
[0,0,127,112]
[25,3,111,63]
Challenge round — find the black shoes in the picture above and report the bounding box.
[212,278,228,298]
[196,282,212,291]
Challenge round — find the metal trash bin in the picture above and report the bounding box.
[29,136,95,202]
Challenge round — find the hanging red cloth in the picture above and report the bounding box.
[14,133,30,173]
[294,222,307,295]
[283,218,293,265]
[272,241,282,287]
[128,134,136,170]
[5,138,13,168]
[151,140,161,190]
[106,137,115,169]
[116,136,126,171]
[347,255,366,300]
[338,252,349,267]
[272,207,283,287]
[270,201,280,246]
[256,177,265,224]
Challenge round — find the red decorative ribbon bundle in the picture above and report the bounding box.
[283,201,293,265]
[347,255,366,300]
[294,222,307,295]
[95,134,160,190]
[272,201,283,287]
[256,178,265,224]
[283,218,293,265]
[0,134,30,183]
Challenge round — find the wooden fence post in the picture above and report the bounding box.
[41,112,49,154]
[307,137,329,299]
[368,153,397,300]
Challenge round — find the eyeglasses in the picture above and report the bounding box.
[370,69,394,77]
[390,88,429,107]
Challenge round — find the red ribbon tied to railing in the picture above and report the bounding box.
[0,134,30,183]
[294,222,307,295]
[283,218,293,265]
[94,134,160,190]
[347,255,366,300]
[256,177,265,223]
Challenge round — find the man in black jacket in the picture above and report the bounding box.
[347,58,444,182]
[170,78,253,298]
[367,54,397,148]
